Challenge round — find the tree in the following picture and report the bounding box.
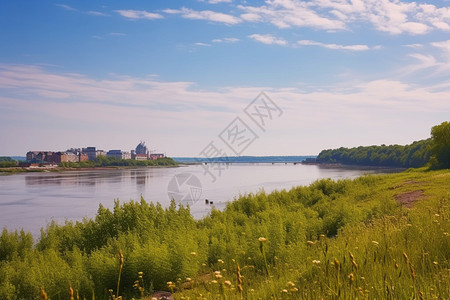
[430,121,450,169]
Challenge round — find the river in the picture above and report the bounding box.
[0,163,398,237]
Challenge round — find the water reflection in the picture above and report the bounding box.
[1,164,399,237]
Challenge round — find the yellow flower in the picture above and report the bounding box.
[259,237,267,242]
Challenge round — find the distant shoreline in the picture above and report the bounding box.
[0,164,182,175]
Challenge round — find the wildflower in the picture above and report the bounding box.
[312,260,321,265]
[215,274,223,279]
[211,280,218,284]
[372,241,379,246]
[186,277,192,282]
[224,280,232,287]
[138,271,143,275]
[214,271,221,275]
[287,281,295,287]
[259,237,267,243]
[433,261,438,265]
[307,240,316,245]
[190,252,197,256]
[334,258,341,271]
[348,273,354,282]
[40,287,47,300]
[290,287,298,292]
[217,259,224,264]
[282,289,288,293]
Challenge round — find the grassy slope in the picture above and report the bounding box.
[0,169,448,299]
[176,169,449,299]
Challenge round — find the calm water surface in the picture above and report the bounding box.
[0,164,395,236]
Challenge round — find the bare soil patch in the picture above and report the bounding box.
[395,190,424,208]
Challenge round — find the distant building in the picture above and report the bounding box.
[149,153,165,160]
[51,152,79,163]
[26,151,53,162]
[26,150,87,164]
[83,147,107,161]
[106,150,131,160]
[135,154,148,161]
[135,141,148,155]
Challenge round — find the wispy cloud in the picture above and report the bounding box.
[87,11,108,17]
[203,0,232,3]
[212,37,239,43]
[195,42,212,47]
[55,4,77,11]
[248,34,287,46]
[116,10,164,20]
[163,7,241,25]
[297,40,371,51]
[431,40,450,54]
[109,32,126,36]
[1,64,449,155]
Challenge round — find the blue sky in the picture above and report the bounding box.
[1,0,450,156]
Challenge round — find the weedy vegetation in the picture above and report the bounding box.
[0,168,449,299]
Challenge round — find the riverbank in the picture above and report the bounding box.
[0,168,448,299]
[0,164,181,174]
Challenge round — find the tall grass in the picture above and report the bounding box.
[0,169,448,299]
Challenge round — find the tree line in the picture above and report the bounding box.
[316,139,431,168]
[316,121,450,169]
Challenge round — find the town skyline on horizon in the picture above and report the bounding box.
[1,1,450,156]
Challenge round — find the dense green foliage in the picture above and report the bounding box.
[0,169,449,299]
[430,121,450,169]
[0,157,18,168]
[60,156,178,168]
[317,139,431,168]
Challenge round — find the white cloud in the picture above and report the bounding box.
[165,7,241,25]
[212,37,239,43]
[0,64,449,156]
[195,42,212,47]
[248,34,287,46]
[405,43,424,48]
[237,0,450,35]
[297,40,370,51]
[87,11,108,17]
[205,0,232,3]
[55,4,77,11]
[238,1,347,31]
[116,10,164,20]
[431,40,450,53]
[240,13,262,22]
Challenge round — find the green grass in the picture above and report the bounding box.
[0,168,449,299]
